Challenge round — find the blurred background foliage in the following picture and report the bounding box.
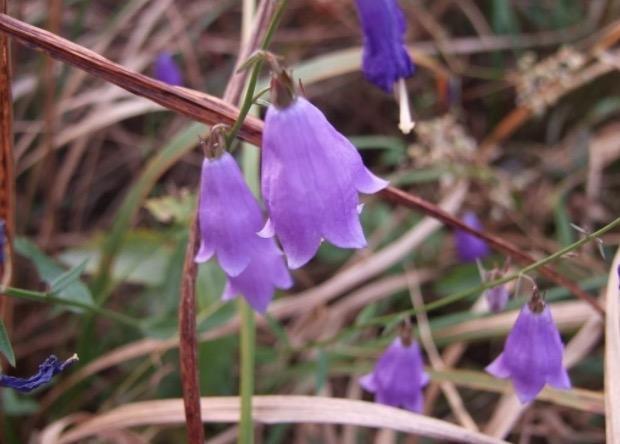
[2,0,620,442]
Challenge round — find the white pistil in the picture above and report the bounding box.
[397,77,415,134]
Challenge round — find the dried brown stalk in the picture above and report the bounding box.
[0,2,14,347]
[177,1,278,441]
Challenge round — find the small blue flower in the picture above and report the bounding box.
[486,300,570,403]
[154,52,183,86]
[0,354,78,392]
[454,212,490,263]
[355,0,415,133]
[360,337,429,412]
[355,0,414,93]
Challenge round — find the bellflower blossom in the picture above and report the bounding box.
[454,211,490,263]
[154,52,183,86]
[480,267,510,313]
[483,284,510,313]
[0,354,78,392]
[486,296,571,403]
[195,151,292,311]
[359,337,429,412]
[261,89,388,269]
[355,0,415,133]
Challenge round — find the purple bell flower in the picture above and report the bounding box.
[454,211,490,263]
[194,151,292,311]
[154,52,183,86]
[355,0,414,93]
[486,299,571,404]
[355,0,415,133]
[359,337,429,412]
[483,284,510,313]
[261,96,388,269]
[0,354,78,392]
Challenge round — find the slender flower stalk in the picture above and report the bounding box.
[355,0,415,133]
[486,290,570,403]
[0,354,78,392]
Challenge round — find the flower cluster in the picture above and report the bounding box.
[0,354,78,392]
[195,73,386,311]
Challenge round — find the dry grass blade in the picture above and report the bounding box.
[605,248,620,443]
[0,13,263,144]
[52,396,508,444]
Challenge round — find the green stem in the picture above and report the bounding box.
[224,0,288,148]
[3,286,141,329]
[363,215,620,328]
[238,298,255,444]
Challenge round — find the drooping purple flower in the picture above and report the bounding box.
[355,0,414,93]
[261,96,388,269]
[359,337,429,412]
[0,354,78,392]
[454,211,490,263]
[486,301,571,404]
[194,151,292,311]
[154,52,183,86]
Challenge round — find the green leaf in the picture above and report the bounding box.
[0,391,38,416]
[0,318,15,366]
[15,238,94,312]
[50,260,89,295]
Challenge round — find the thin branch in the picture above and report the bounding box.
[0,1,15,354]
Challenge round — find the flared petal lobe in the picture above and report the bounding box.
[486,304,571,403]
[0,354,78,392]
[154,52,183,86]
[359,338,428,412]
[355,0,414,92]
[262,97,388,269]
[195,153,265,276]
[221,237,293,313]
[454,211,490,263]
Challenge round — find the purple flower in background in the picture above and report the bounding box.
[261,96,388,269]
[154,52,183,86]
[454,212,490,263]
[486,299,570,403]
[483,284,510,313]
[359,337,429,412]
[0,354,78,392]
[355,0,415,133]
[355,0,413,93]
[195,151,292,311]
